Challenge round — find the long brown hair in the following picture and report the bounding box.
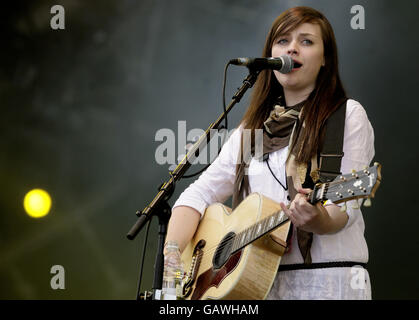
[240,6,347,163]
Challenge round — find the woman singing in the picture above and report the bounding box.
[163,6,375,300]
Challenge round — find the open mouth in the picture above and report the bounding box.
[293,60,302,69]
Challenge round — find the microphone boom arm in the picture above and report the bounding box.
[127,69,260,240]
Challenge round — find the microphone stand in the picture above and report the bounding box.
[126,68,260,300]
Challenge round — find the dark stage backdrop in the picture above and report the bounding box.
[1,0,418,299]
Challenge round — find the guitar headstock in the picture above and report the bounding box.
[313,162,382,206]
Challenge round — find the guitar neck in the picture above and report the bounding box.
[230,162,382,253]
[231,188,321,253]
[231,208,290,253]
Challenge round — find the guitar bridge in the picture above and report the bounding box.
[181,239,205,298]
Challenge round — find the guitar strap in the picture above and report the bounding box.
[293,99,347,265]
[318,99,347,183]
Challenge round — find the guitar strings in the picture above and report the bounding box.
[188,174,372,262]
[189,211,287,261]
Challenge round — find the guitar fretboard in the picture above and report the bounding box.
[231,209,289,253]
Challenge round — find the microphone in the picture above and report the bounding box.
[229,55,293,74]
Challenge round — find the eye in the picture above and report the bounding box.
[302,39,313,45]
[276,38,288,45]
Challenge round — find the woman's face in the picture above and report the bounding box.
[271,22,325,96]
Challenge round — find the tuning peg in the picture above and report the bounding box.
[352,200,360,209]
[340,202,347,212]
[351,169,359,178]
[363,198,372,207]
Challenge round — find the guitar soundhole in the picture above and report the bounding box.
[212,231,235,269]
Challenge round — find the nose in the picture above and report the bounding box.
[287,48,297,55]
[287,40,298,56]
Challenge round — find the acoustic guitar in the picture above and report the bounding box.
[180,163,381,300]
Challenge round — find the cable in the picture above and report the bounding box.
[222,62,230,130]
[135,218,152,300]
[265,155,288,191]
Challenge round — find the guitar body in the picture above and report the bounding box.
[181,193,291,300]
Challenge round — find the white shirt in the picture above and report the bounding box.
[174,99,375,299]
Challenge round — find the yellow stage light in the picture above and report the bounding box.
[24,189,52,218]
